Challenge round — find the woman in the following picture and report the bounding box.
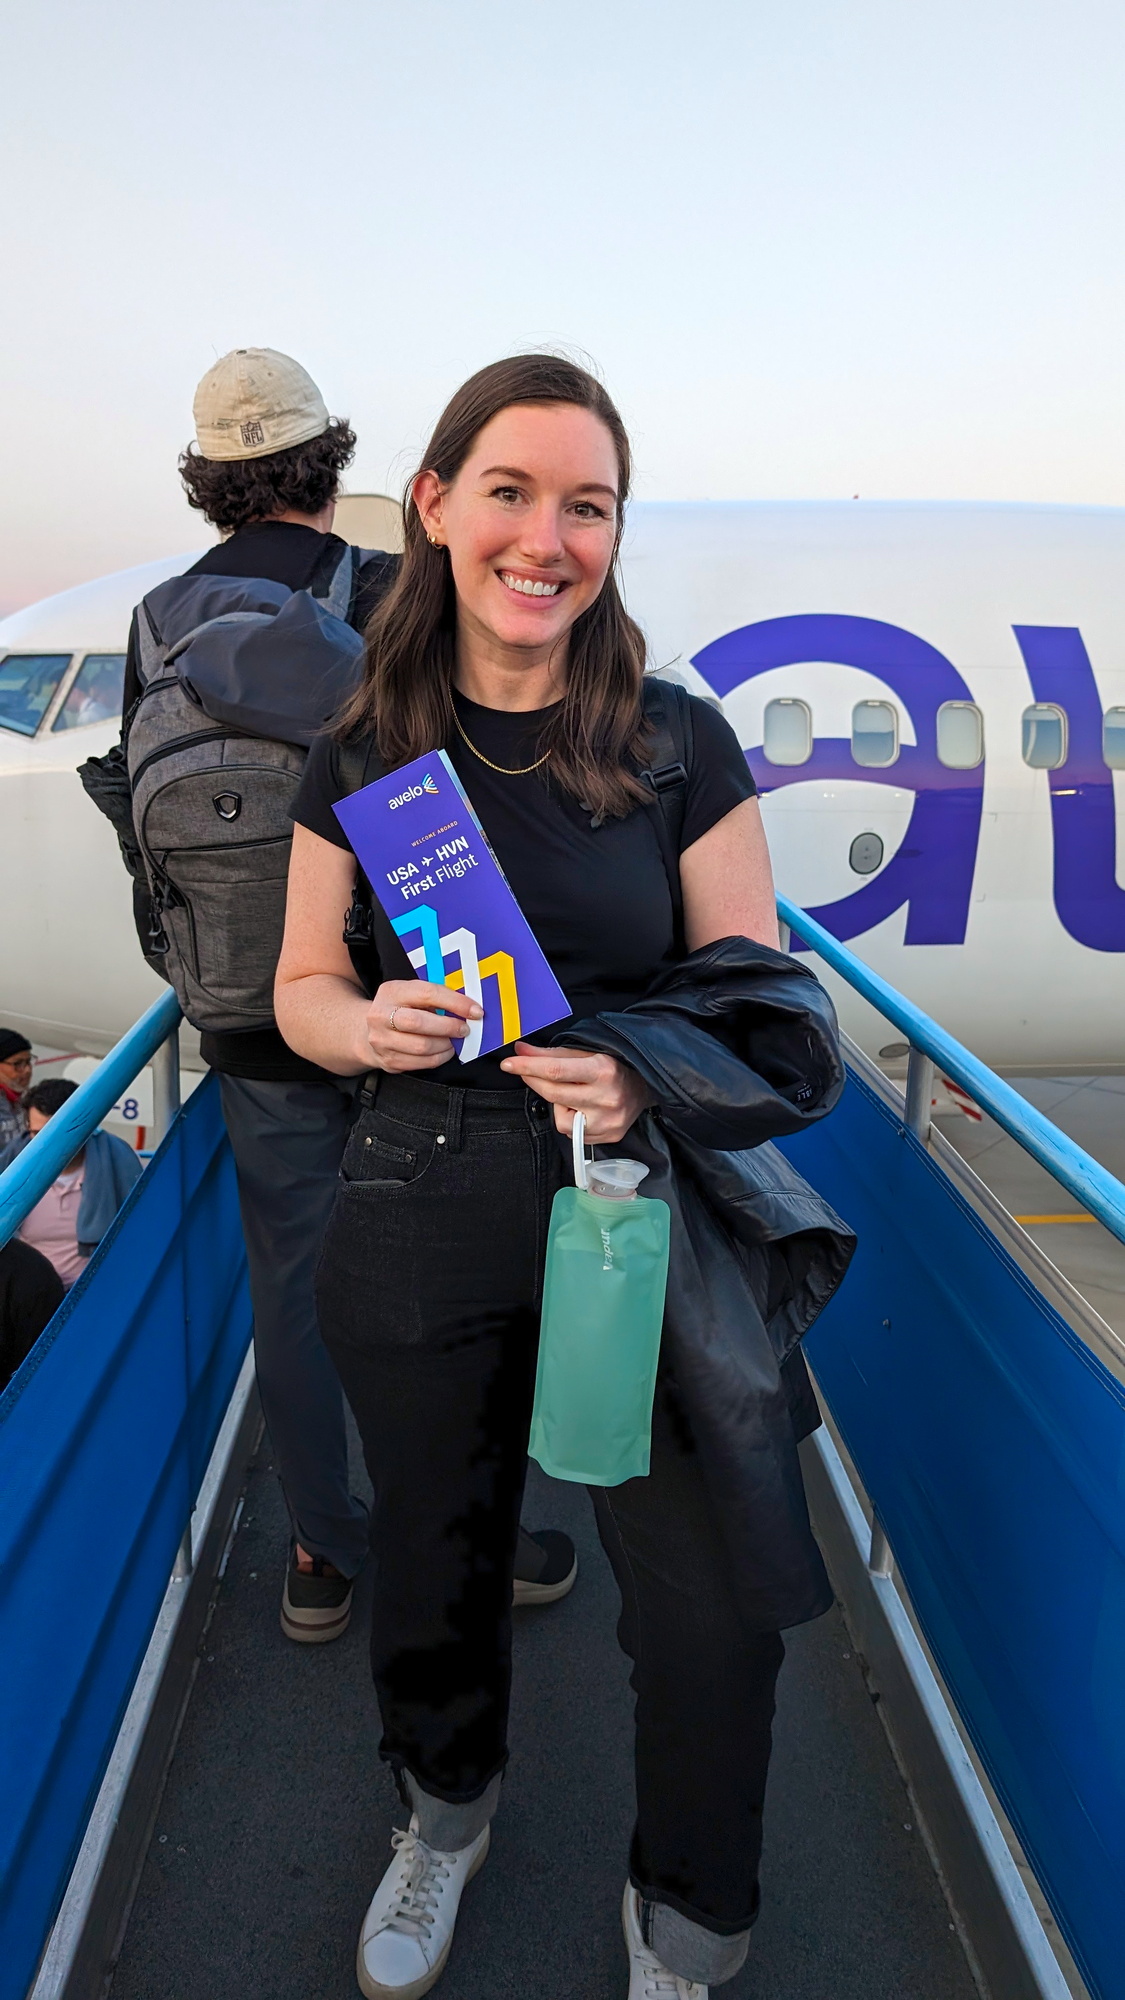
[276,355,842,2000]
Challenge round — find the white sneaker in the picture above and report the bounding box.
[622,1884,708,1999]
[356,1813,490,1999]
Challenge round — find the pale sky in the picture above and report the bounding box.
[3,0,1125,613]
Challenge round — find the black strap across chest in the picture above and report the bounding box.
[638,675,693,949]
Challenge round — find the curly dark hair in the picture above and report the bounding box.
[23,1077,78,1117]
[178,418,357,531]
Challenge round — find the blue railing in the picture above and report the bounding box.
[0,988,182,1248]
[777,896,1125,2000]
[0,999,250,2000]
[778,892,1125,1246]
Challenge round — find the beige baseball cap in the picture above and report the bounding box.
[192,347,330,461]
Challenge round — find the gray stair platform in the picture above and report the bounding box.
[110,1439,978,2000]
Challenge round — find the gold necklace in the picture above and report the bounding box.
[452,706,551,776]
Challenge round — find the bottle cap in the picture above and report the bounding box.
[587,1159,650,1200]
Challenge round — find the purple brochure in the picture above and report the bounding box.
[333,749,570,1062]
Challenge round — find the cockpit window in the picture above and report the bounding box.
[0,654,73,736]
[851,699,899,767]
[1021,703,1067,770]
[52,653,127,731]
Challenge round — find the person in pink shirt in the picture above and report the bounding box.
[20,1153,88,1287]
[1,1079,143,1291]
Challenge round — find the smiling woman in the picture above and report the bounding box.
[272,353,808,2000]
[337,353,653,826]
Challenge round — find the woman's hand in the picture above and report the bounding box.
[500,1043,652,1143]
[363,980,483,1073]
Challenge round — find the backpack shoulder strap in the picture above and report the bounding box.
[135,594,166,687]
[315,543,388,623]
[336,731,381,797]
[335,733,390,989]
[319,544,361,622]
[640,675,694,950]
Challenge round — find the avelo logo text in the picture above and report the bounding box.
[388,772,440,811]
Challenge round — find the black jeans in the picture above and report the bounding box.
[317,1071,783,1940]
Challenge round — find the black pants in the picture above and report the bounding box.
[317,1071,783,1939]
[219,1075,369,1576]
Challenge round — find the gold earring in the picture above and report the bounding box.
[427,532,441,547]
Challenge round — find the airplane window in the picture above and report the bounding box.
[1103,707,1125,770]
[851,699,899,767]
[762,697,812,765]
[52,653,127,732]
[1021,703,1067,770]
[936,700,984,769]
[0,653,72,737]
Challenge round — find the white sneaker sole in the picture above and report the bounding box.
[280,1580,353,1644]
[512,1554,578,1607]
[355,1824,491,2000]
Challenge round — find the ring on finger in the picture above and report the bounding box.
[388,1005,400,1032]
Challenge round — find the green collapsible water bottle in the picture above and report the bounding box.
[529,1114,671,1486]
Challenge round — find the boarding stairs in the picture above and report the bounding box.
[1,903,1124,2000]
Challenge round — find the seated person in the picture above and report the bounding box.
[0,1079,143,1289]
[56,654,126,731]
[0,1236,64,1390]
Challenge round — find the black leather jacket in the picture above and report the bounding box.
[558,936,856,1630]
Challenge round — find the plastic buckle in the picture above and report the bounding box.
[644,761,688,795]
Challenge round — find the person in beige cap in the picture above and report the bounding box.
[192,345,335,462]
[122,349,393,737]
[113,349,576,1641]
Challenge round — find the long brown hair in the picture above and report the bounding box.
[337,355,651,821]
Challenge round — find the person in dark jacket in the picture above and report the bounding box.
[0,1236,64,1392]
[0,1030,32,1152]
[111,348,572,1644]
[274,355,852,2000]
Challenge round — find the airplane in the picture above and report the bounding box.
[3,496,1123,1075]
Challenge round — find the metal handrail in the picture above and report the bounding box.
[0,990,182,1250]
[777,893,1125,1251]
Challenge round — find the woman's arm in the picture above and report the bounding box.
[274,824,482,1075]
[679,796,780,952]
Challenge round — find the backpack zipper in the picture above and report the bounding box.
[130,726,238,789]
[159,834,291,861]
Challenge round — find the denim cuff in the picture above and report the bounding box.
[404,1769,502,1851]
[645,1898,751,1986]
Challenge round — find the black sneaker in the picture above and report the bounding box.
[513,1527,578,1606]
[280,1542,354,1644]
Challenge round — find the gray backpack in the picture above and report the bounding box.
[126,546,368,1034]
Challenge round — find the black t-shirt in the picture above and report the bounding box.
[291,688,756,1088]
[122,524,398,1083]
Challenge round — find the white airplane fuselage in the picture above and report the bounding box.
[3,503,1123,1070]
